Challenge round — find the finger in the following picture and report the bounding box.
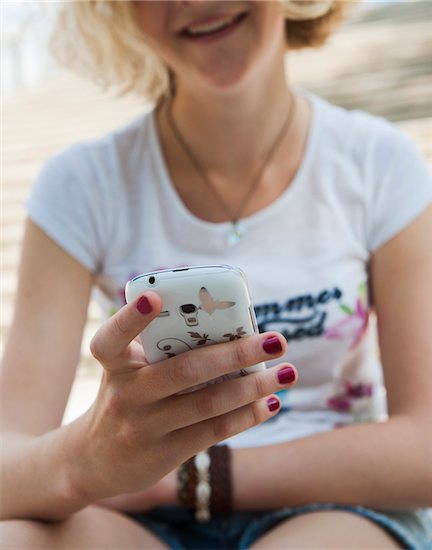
[90,291,162,368]
[111,339,147,368]
[167,395,282,456]
[139,332,287,399]
[156,363,296,432]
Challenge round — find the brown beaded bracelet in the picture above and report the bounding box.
[177,461,190,508]
[177,457,196,509]
[177,445,232,521]
[209,445,232,515]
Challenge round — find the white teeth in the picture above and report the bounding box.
[186,15,237,36]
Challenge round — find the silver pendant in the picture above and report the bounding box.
[226,222,245,247]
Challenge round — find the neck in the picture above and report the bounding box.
[159,51,294,181]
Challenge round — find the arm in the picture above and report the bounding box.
[1,220,94,518]
[231,205,432,511]
[1,222,296,521]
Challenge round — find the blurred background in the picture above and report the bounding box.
[2,1,431,423]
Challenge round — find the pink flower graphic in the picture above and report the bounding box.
[327,381,374,414]
[325,283,369,349]
[327,396,352,412]
[345,381,373,398]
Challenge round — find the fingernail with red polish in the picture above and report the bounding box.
[277,366,296,384]
[137,296,152,314]
[267,396,281,412]
[263,336,283,354]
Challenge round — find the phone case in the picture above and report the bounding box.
[125,265,265,383]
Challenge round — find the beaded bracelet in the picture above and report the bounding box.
[194,450,211,522]
[177,445,232,522]
[209,444,232,514]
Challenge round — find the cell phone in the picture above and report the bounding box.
[125,265,265,383]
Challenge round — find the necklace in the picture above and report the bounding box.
[166,94,297,246]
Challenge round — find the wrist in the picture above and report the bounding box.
[3,424,97,521]
[60,411,111,507]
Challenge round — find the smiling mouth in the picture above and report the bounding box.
[181,12,248,39]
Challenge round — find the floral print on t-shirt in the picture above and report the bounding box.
[325,282,369,349]
[324,282,375,420]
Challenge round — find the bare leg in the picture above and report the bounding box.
[0,505,168,550]
[251,510,403,549]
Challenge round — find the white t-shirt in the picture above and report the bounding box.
[26,92,432,448]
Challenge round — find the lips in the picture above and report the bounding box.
[180,11,248,39]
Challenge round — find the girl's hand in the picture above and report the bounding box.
[70,291,296,504]
[96,471,177,513]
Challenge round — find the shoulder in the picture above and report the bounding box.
[41,108,155,181]
[30,108,157,225]
[309,92,418,172]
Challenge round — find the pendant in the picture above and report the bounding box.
[226,222,245,247]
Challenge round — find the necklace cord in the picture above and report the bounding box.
[166,94,297,225]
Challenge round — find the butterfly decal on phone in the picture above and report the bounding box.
[198,286,236,315]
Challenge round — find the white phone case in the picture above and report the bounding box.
[125,265,265,383]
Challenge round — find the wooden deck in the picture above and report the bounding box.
[2,2,431,422]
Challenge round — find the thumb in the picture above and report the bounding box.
[90,291,163,370]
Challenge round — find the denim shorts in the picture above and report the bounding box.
[129,504,432,549]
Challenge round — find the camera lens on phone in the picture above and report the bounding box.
[180,304,196,314]
[148,276,155,285]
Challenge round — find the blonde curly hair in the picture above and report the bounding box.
[50,1,348,101]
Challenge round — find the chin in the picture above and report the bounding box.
[194,53,259,93]
[203,70,251,91]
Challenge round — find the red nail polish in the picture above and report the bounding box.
[137,296,152,314]
[267,396,280,412]
[263,336,283,354]
[277,366,296,384]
